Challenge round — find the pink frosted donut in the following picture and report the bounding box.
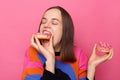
[97,43,111,53]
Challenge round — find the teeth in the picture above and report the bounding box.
[43,30,51,35]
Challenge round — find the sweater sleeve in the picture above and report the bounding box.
[22,46,44,80]
[41,69,56,80]
[22,46,57,80]
[78,50,88,80]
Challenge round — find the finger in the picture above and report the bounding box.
[30,35,39,50]
[49,35,53,47]
[31,34,35,43]
[107,48,114,60]
[102,48,113,61]
[31,42,39,50]
[34,36,46,53]
[91,43,97,56]
[34,36,42,48]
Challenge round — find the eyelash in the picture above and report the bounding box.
[52,21,58,25]
[41,20,58,25]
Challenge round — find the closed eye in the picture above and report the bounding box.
[41,18,47,24]
[52,20,59,25]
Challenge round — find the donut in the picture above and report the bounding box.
[97,43,111,53]
[36,34,50,40]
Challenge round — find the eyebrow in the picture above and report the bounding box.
[42,17,61,23]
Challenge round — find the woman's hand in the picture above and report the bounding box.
[31,34,55,59]
[89,42,113,67]
[30,34,55,73]
[87,42,114,80]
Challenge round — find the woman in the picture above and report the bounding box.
[22,6,113,80]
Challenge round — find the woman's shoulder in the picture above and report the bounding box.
[74,46,88,68]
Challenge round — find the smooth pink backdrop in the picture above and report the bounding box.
[0,0,120,80]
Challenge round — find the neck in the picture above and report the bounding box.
[54,45,61,52]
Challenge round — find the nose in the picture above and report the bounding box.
[44,22,51,28]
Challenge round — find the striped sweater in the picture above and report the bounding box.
[22,46,88,80]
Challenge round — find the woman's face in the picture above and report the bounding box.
[39,9,63,50]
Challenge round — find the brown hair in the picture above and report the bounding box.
[38,6,76,62]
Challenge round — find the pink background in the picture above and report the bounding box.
[0,0,120,80]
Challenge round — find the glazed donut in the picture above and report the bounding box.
[36,34,50,40]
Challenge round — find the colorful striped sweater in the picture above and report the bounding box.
[22,46,88,80]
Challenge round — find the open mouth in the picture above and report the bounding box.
[41,39,49,44]
[38,30,52,44]
[42,30,52,36]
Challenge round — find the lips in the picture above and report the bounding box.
[38,30,52,44]
[42,30,52,36]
